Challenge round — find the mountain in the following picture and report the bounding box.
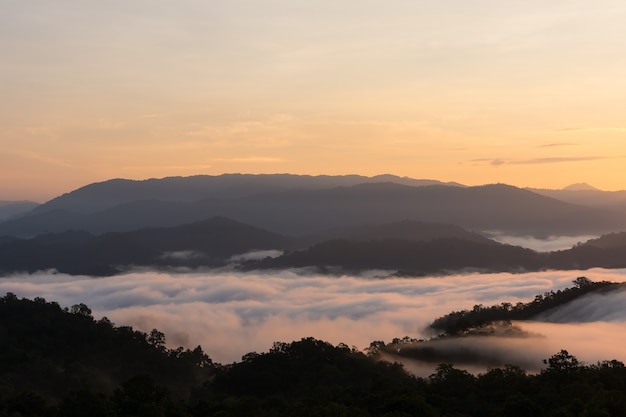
[562,183,601,191]
[3,180,624,239]
[247,238,544,275]
[32,174,463,215]
[528,186,626,213]
[5,217,565,277]
[0,200,39,221]
[0,216,291,276]
[247,229,626,275]
[303,220,495,246]
[579,232,626,249]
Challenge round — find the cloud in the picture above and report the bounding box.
[211,157,286,163]
[3,149,74,168]
[472,156,615,167]
[229,250,284,262]
[1,268,626,368]
[159,251,206,261]
[511,156,611,165]
[487,233,599,251]
[539,142,579,147]
[555,127,626,133]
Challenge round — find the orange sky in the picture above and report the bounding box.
[2,1,625,201]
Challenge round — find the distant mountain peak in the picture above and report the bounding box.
[563,183,601,191]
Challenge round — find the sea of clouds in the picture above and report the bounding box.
[2,268,626,373]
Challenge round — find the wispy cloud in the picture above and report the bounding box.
[211,156,286,163]
[471,156,615,166]
[555,127,626,133]
[4,149,74,168]
[539,142,579,148]
[511,156,610,164]
[120,164,213,173]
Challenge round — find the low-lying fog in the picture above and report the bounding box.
[486,233,599,251]
[2,268,626,374]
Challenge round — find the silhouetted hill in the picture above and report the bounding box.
[247,232,626,275]
[228,182,624,236]
[33,174,462,214]
[427,278,622,335]
[0,200,39,221]
[313,220,495,244]
[562,183,601,191]
[0,209,87,238]
[3,178,624,238]
[6,293,626,416]
[529,187,626,213]
[247,238,543,275]
[579,232,626,249]
[0,217,291,276]
[3,215,626,277]
[0,293,214,402]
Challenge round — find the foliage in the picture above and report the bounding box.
[5,293,626,416]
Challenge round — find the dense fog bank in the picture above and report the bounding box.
[2,268,626,366]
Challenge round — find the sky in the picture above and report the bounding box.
[2,267,626,374]
[2,1,626,201]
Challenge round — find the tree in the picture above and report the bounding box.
[543,350,580,373]
[573,277,593,288]
[69,303,93,318]
[147,329,166,352]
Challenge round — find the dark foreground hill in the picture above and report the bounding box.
[2,175,624,238]
[4,292,626,417]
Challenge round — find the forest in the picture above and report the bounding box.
[2,285,626,417]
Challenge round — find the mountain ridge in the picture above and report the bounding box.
[2,180,624,238]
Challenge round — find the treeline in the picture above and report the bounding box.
[428,277,622,335]
[0,293,213,401]
[4,293,626,416]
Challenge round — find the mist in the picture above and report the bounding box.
[2,268,626,370]
[486,233,599,251]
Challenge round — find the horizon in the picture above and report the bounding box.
[2,2,626,201]
[0,172,620,204]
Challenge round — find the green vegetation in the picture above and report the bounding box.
[3,289,626,416]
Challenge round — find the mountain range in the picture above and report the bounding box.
[1,214,626,277]
[1,174,625,238]
[1,174,625,276]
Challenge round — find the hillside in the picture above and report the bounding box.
[32,174,462,214]
[0,216,291,276]
[4,293,626,416]
[2,178,624,238]
[247,238,543,275]
[3,217,626,277]
[303,220,495,245]
[529,187,626,213]
[0,200,39,221]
